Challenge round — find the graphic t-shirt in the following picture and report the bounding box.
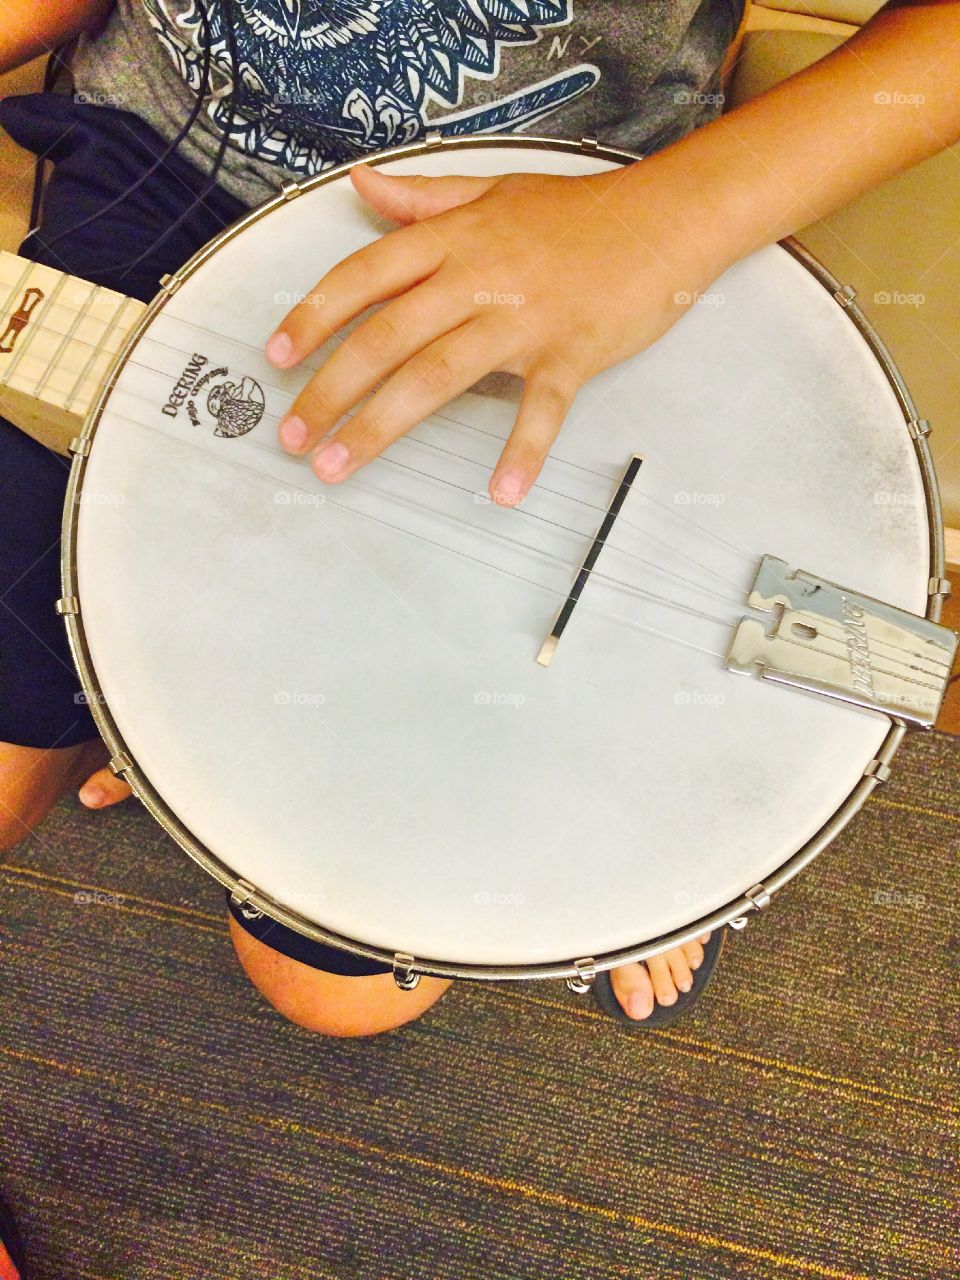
[72,1,744,206]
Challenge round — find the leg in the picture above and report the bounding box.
[0,737,108,852]
[228,913,452,1037]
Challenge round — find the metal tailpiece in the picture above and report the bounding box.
[726,555,957,729]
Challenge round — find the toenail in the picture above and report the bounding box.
[658,989,678,1006]
[678,979,692,993]
[626,994,652,1020]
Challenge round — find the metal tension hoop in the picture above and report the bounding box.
[726,556,957,729]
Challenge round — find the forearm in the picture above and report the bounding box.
[617,1,960,268]
[0,0,113,76]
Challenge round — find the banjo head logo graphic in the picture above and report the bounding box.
[161,353,266,439]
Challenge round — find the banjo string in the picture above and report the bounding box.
[90,403,949,690]
[33,311,756,598]
[22,309,945,675]
[18,302,758,576]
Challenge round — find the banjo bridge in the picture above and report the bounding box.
[726,555,957,729]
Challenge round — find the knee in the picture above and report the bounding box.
[227,914,452,1037]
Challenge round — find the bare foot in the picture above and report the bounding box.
[76,741,133,810]
[609,934,712,1020]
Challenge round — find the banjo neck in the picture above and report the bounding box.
[0,250,144,455]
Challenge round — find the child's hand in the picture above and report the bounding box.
[267,160,732,505]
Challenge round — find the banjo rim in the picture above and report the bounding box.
[59,132,946,983]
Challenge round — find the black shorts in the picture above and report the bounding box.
[0,92,389,977]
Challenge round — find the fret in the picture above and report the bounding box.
[63,292,144,414]
[33,278,100,400]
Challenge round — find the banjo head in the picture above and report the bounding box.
[62,137,942,977]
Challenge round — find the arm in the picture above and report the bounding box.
[0,0,113,76]
[656,1,960,258]
[268,1,960,502]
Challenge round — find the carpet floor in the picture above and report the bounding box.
[0,731,957,1280]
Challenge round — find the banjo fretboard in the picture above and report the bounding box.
[0,251,144,453]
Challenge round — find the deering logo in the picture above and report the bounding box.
[162,352,265,438]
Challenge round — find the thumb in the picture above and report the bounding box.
[350,163,499,224]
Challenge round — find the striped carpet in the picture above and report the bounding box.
[0,730,957,1280]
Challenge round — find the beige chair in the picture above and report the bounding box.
[0,56,46,254]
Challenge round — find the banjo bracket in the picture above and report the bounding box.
[393,953,421,991]
[729,882,772,931]
[565,957,597,994]
[726,556,957,729]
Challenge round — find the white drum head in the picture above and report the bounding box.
[67,139,935,971]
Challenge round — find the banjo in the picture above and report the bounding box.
[1,134,955,991]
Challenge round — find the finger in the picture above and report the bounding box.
[265,224,445,368]
[350,163,499,224]
[279,277,472,454]
[78,766,132,810]
[310,317,510,483]
[666,947,694,995]
[644,954,679,1007]
[488,366,579,506]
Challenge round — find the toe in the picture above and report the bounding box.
[683,939,704,971]
[609,961,655,1021]
[666,947,694,994]
[645,954,679,1007]
[78,765,132,809]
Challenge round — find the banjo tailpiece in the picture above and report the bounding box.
[726,555,957,729]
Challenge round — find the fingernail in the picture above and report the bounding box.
[266,331,293,366]
[79,785,104,808]
[492,469,527,506]
[626,994,651,1021]
[279,415,308,451]
[312,440,350,481]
